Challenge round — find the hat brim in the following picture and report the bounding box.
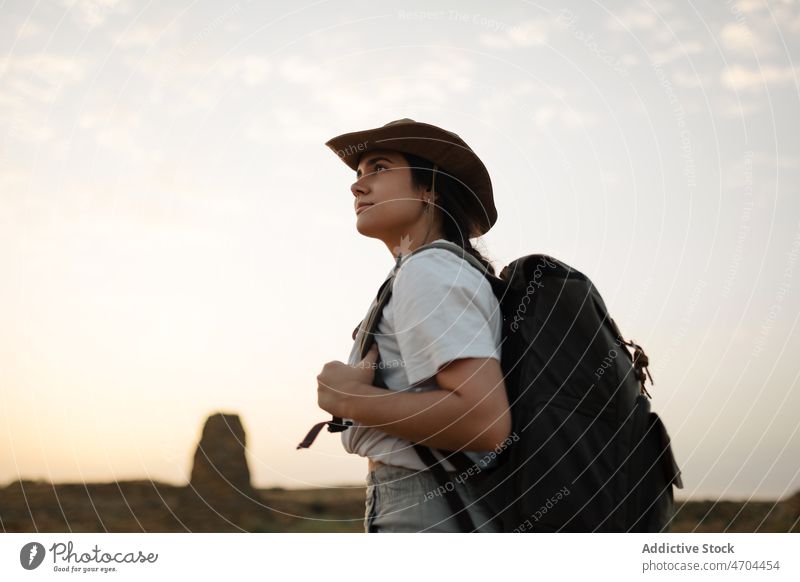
[325,120,496,237]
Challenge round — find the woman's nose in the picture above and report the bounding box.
[351,179,367,198]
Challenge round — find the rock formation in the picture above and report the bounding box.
[178,412,266,530]
[189,412,256,503]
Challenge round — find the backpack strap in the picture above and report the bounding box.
[298,242,500,462]
[296,273,395,449]
[408,240,490,277]
[412,444,477,532]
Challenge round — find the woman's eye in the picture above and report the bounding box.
[374,164,387,172]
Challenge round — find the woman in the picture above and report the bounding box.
[315,119,511,532]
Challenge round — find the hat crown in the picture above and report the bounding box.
[382,118,461,140]
[383,118,415,126]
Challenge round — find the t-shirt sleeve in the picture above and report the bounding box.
[391,249,501,386]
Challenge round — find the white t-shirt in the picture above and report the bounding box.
[341,239,503,472]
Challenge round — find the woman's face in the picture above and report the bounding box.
[350,149,426,239]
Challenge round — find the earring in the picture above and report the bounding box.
[425,164,437,214]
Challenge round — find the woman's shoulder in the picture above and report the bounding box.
[394,244,495,300]
[397,244,476,276]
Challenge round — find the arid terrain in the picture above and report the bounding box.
[1,478,798,533]
[2,413,797,533]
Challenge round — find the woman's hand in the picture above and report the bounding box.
[317,343,380,418]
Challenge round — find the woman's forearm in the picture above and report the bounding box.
[343,381,509,452]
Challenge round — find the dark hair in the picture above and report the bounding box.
[399,151,496,276]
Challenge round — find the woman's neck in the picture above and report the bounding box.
[385,225,444,260]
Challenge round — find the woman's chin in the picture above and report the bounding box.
[355,213,380,237]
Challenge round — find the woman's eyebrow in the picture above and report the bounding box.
[356,156,392,178]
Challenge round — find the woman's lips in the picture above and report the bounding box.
[356,203,373,215]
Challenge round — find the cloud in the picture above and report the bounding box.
[722,63,799,90]
[733,0,767,14]
[478,80,542,119]
[117,48,271,115]
[720,23,758,54]
[620,53,641,67]
[62,0,129,28]
[303,50,475,122]
[250,106,324,145]
[605,6,658,32]
[605,4,694,46]
[15,20,44,39]
[651,40,704,64]
[0,54,86,129]
[720,20,780,58]
[78,101,142,151]
[479,18,551,48]
[717,96,762,118]
[532,106,602,129]
[114,23,164,48]
[416,58,474,92]
[791,13,800,33]
[0,164,29,194]
[277,54,334,85]
[671,70,709,88]
[0,54,86,92]
[222,55,271,87]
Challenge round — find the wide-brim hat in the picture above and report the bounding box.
[324,118,496,237]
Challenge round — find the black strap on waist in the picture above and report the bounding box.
[412,444,477,532]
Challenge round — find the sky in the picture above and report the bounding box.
[1,0,799,501]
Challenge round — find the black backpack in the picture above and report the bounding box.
[299,241,684,532]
